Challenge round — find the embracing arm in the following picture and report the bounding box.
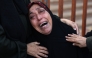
[53,15,79,34]
[60,19,79,34]
[66,33,92,52]
[0,25,27,58]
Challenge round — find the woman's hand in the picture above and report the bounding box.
[66,34,87,48]
[61,18,79,34]
[27,42,48,58]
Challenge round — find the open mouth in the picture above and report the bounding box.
[40,21,48,27]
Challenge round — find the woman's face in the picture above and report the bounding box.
[29,4,52,35]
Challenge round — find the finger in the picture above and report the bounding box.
[68,34,78,38]
[74,23,79,33]
[35,54,42,58]
[38,52,48,58]
[28,52,41,58]
[33,42,40,45]
[65,36,73,39]
[71,22,79,35]
[75,24,79,35]
[66,36,75,42]
[39,49,48,54]
[39,46,48,51]
[76,26,79,35]
[73,43,80,47]
[72,22,77,30]
[29,42,40,45]
[77,30,81,36]
[66,39,75,42]
[72,34,78,37]
[67,34,74,37]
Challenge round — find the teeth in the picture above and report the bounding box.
[40,22,47,27]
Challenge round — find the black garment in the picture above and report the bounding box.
[0,0,29,42]
[27,1,90,57]
[30,17,87,58]
[0,0,31,58]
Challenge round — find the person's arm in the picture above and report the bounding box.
[60,19,79,34]
[66,34,87,48]
[53,15,79,34]
[0,25,27,58]
[86,36,92,52]
[65,32,92,52]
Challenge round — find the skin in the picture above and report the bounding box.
[29,4,52,35]
[66,34,87,48]
[61,19,84,47]
[27,42,48,58]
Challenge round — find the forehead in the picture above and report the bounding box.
[29,4,41,11]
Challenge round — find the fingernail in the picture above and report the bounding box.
[68,34,70,35]
[73,43,75,45]
[74,28,76,30]
[66,39,68,41]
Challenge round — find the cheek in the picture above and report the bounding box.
[45,13,52,23]
[30,20,38,29]
[44,12,51,20]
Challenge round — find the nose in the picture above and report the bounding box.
[37,14,42,21]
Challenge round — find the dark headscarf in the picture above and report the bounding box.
[28,1,52,15]
[27,1,91,58]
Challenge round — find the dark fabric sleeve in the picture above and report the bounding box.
[85,30,92,37]
[86,36,92,52]
[0,25,27,58]
[85,30,92,52]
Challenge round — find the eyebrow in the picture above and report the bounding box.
[36,7,41,10]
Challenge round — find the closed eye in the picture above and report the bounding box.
[38,9,45,14]
[29,15,36,19]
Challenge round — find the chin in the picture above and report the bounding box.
[43,30,51,35]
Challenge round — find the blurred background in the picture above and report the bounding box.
[50,0,92,34]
